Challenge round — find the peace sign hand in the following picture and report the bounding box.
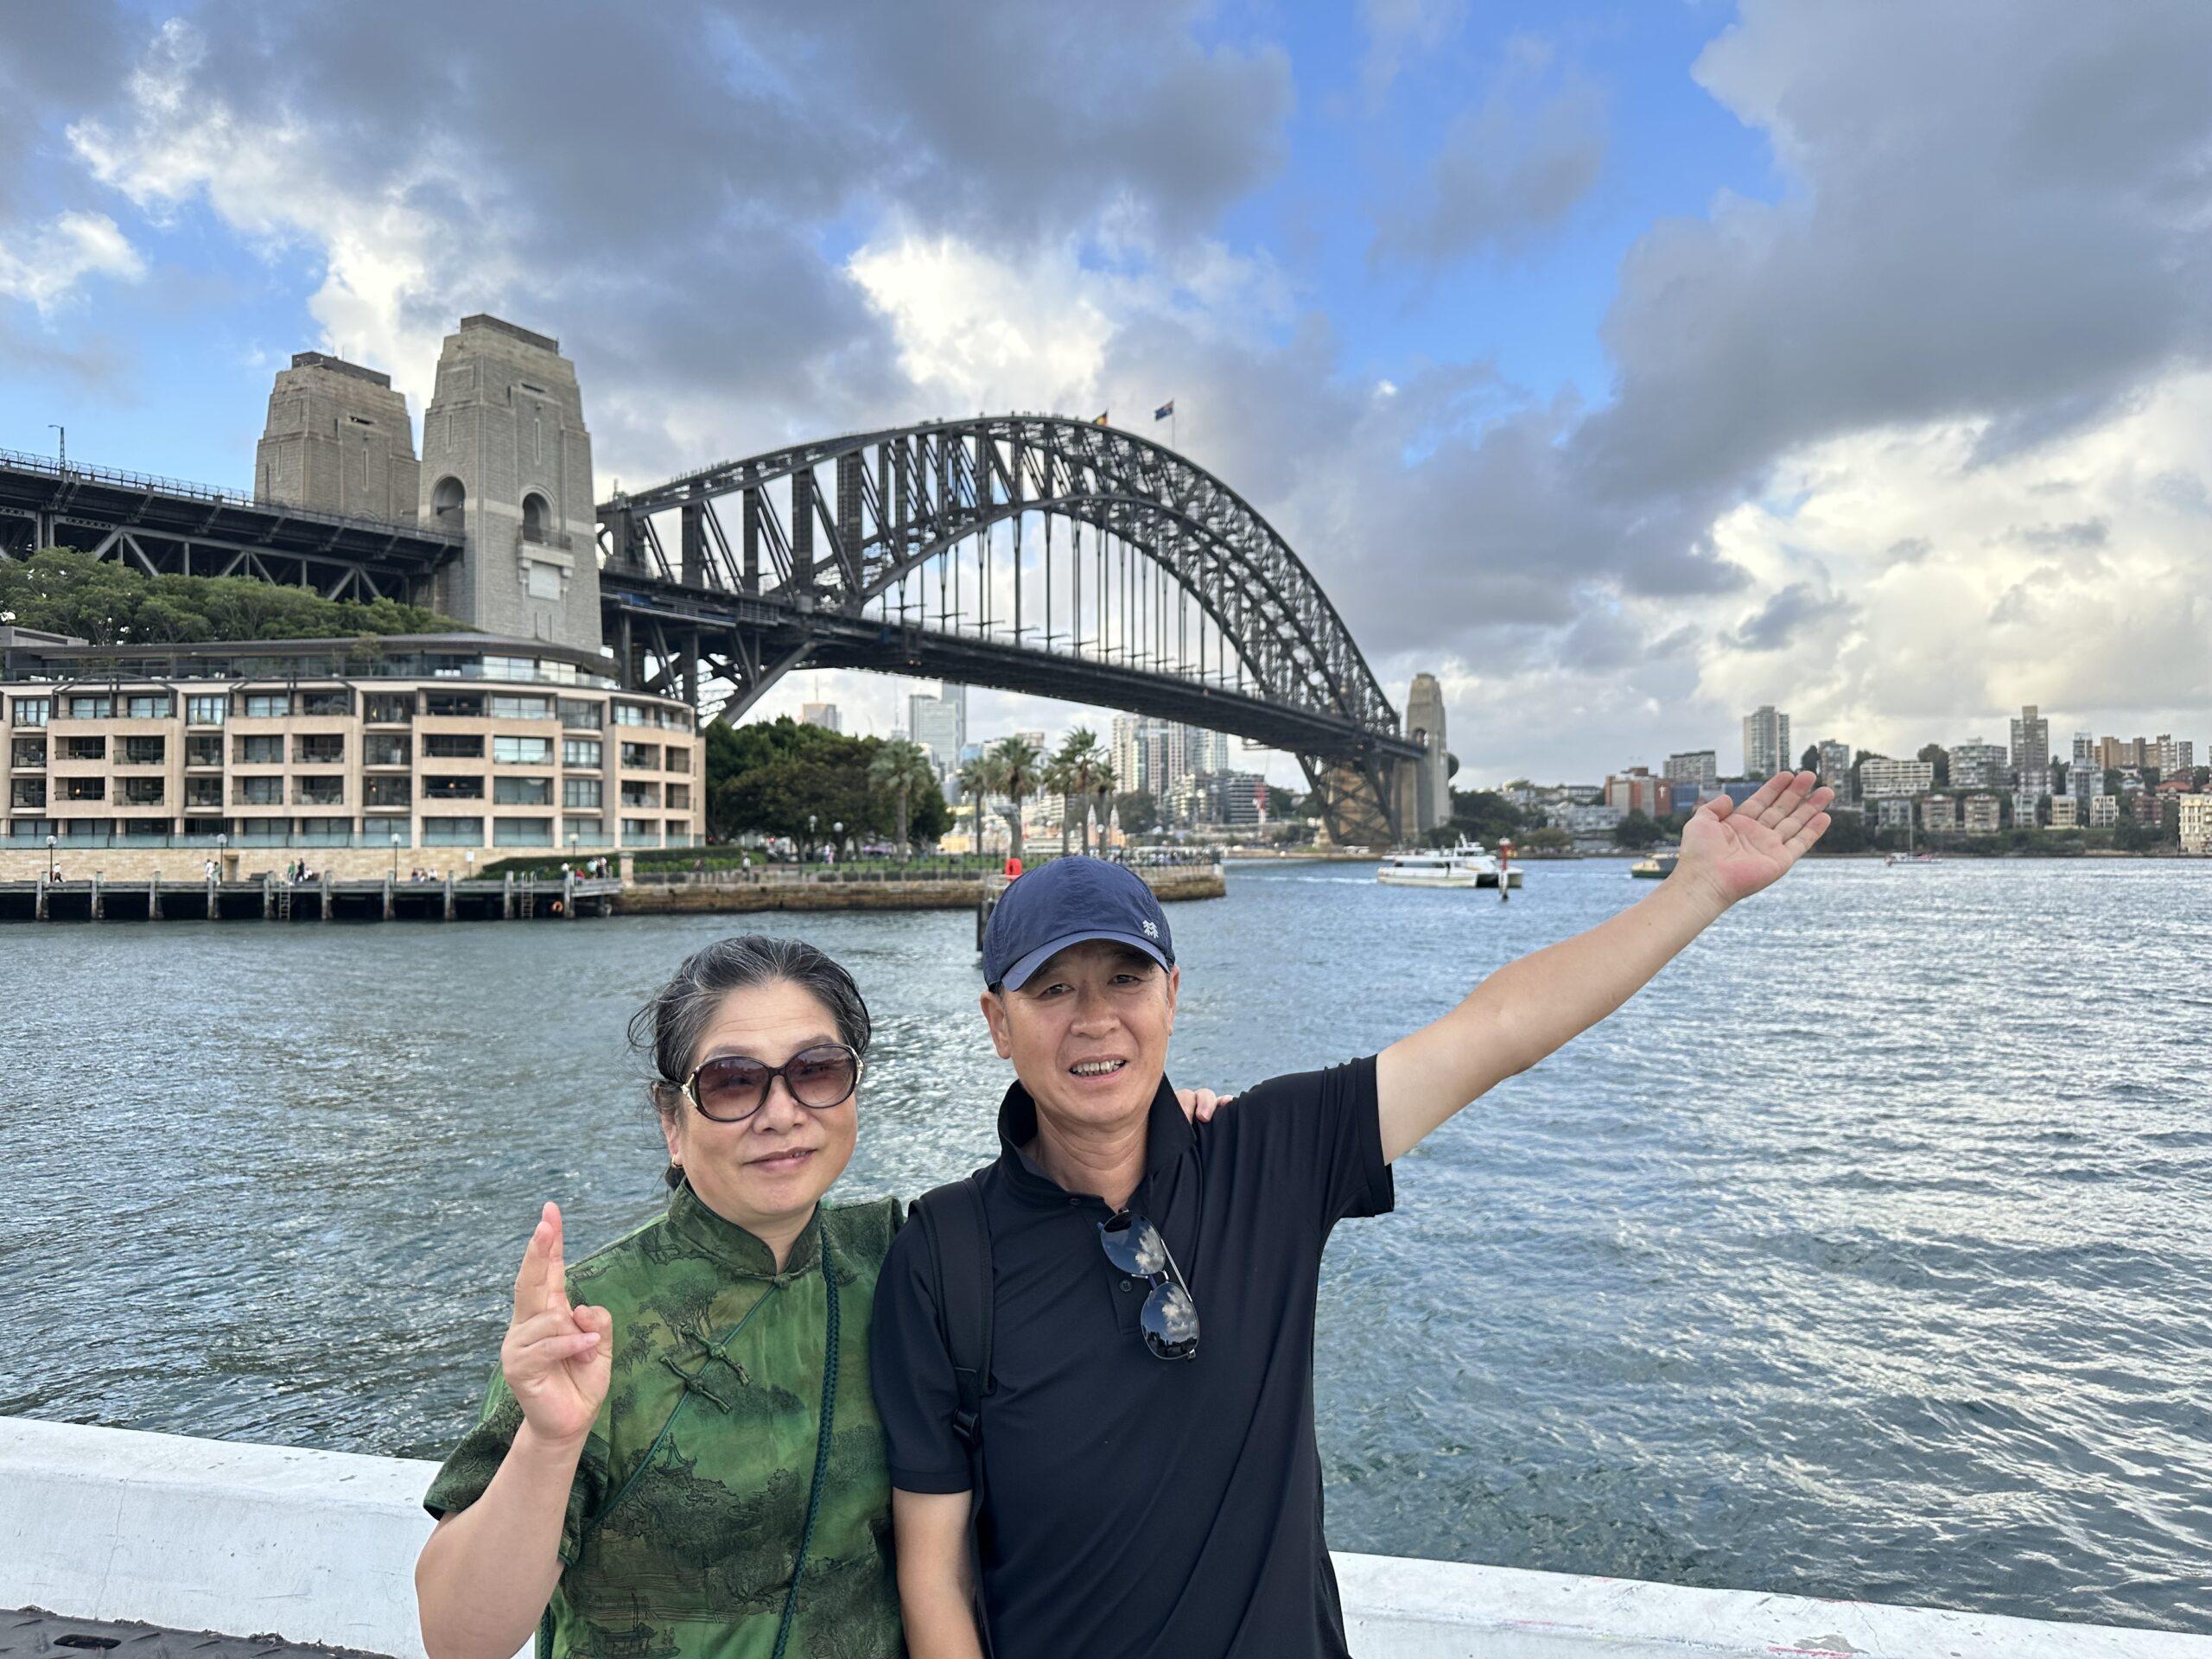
[1675,768,1834,909]
[499,1201,613,1448]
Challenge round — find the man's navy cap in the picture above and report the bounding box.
[982,856,1175,990]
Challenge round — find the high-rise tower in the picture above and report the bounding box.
[255,353,419,523]
[418,315,601,652]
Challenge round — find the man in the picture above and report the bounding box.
[873,772,1834,1657]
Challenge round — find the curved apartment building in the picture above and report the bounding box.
[1,630,702,875]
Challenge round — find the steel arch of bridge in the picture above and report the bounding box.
[597,414,1419,842]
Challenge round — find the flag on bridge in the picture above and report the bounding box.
[1094,411,1109,425]
[1154,400,1174,421]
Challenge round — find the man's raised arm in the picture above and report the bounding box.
[1375,770,1833,1163]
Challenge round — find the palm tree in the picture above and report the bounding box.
[957,755,994,860]
[868,737,937,861]
[1084,758,1116,855]
[1053,728,1111,855]
[988,734,1043,862]
[1044,750,1079,855]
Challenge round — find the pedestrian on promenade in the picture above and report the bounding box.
[415,936,1230,1659]
[873,770,1834,1659]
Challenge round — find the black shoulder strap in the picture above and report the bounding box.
[912,1172,993,1451]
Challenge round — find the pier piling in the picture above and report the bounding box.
[148,872,161,921]
[90,874,103,921]
[382,875,395,922]
[34,876,46,923]
[442,874,455,921]
[319,872,332,921]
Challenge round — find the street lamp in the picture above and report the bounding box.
[216,830,227,880]
[833,821,843,863]
[46,833,56,880]
[808,812,817,858]
[391,832,401,880]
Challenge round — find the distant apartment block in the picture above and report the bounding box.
[1860,757,1936,798]
[1664,750,1719,788]
[2089,794,2120,828]
[2179,795,2212,854]
[1962,794,2002,836]
[2156,734,2196,774]
[2069,733,2097,798]
[2097,735,2149,770]
[800,702,842,733]
[1741,706,1790,777]
[1920,794,1958,834]
[2130,792,2159,825]
[906,685,965,767]
[2048,796,2080,830]
[1815,740,1853,798]
[1604,766,1667,817]
[2009,704,2049,779]
[1874,798,1914,832]
[1946,739,2007,791]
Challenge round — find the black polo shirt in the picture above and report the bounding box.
[871,1055,1392,1658]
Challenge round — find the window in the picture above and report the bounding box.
[293,817,352,845]
[423,817,482,847]
[233,734,283,765]
[494,817,555,847]
[662,707,693,731]
[12,697,49,728]
[494,776,551,805]
[125,694,171,720]
[521,493,549,541]
[562,778,602,810]
[563,738,602,768]
[10,738,44,768]
[613,702,650,727]
[364,734,410,767]
[365,776,412,810]
[488,694,552,721]
[185,734,222,767]
[424,690,485,718]
[186,695,226,727]
[430,475,466,526]
[557,699,601,730]
[423,775,486,801]
[234,777,283,805]
[666,784,691,811]
[60,735,105,761]
[122,777,165,806]
[620,742,660,771]
[665,824,692,847]
[294,777,345,806]
[493,736,553,766]
[185,779,223,810]
[563,817,603,842]
[295,734,345,766]
[621,818,661,846]
[63,778,106,802]
[67,695,112,719]
[364,694,413,724]
[121,737,165,766]
[11,779,46,810]
[423,733,485,760]
[300,690,350,717]
[620,781,661,809]
[238,692,289,718]
[664,746,690,772]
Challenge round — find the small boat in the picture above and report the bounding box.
[1885,851,1942,867]
[1376,839,1522,889]
[1629,851,1679,879]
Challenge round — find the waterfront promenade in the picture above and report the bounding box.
[8,1417,2203,1659]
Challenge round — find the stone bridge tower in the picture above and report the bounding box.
[255,353,419,524]
[1393,671,1454,836]
[418,315,602,652]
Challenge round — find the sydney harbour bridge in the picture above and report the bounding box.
[0,406,1432,843]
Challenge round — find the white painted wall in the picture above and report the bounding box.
[3,1418,2204,1659]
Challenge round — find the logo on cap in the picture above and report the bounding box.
[1142,919,1159,938]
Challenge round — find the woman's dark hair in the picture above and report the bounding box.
[627,934,873,1122]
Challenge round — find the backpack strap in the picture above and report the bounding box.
[912,1173,994,1452]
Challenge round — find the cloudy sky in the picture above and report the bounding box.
[3,0,2207,785]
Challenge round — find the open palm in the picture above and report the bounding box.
[1677,768,1834,906]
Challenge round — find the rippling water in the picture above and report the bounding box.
[4,858,2207,1633]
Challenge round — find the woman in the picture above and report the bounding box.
[416,934,1223,1659]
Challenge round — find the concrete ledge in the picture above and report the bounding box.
[3,1418,2201,1659]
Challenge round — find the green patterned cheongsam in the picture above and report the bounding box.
[424,1185,905,1659]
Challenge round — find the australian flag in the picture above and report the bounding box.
[1154,399,1174,421]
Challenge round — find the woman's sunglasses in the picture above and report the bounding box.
[678,1044,861,1122]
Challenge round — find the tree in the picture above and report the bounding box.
[1812,808,1871,854]
[868,737,937,859]
[1449,788,1529,845]
[1916,742,1949,790]
[1043,750,1078,855]
[0,547,454,643]
[986,735,1044,861]
[1611,810,1662,849]
[957,756,995,855]
[1114,790,1159,836]
[1800,743,1821,774]
[1049,728,1112,854]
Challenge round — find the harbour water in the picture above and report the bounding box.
[4,857,2207,1635]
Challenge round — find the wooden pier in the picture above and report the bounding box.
[0,872,622,924]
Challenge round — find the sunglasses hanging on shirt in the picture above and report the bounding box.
[1098,1210,1198,1360]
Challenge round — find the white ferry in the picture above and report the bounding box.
[1376,839,1522,889]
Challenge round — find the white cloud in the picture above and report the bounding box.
[0,209,143,313]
